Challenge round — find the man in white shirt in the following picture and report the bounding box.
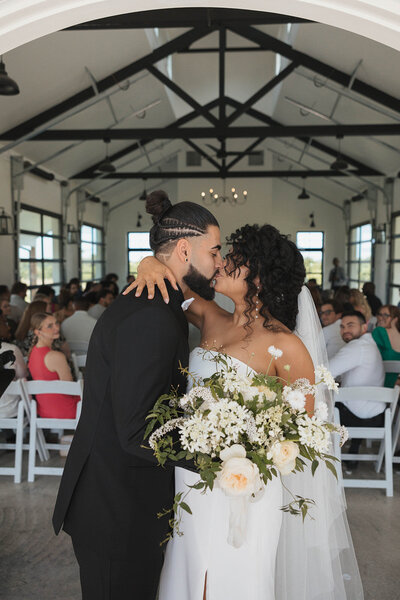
[320,299,345,360]
[61,298,96,348]
[88,289,114,320]
[10,282,29,322]
[329,310,385,466]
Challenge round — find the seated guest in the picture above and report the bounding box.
[349,289,375,331]
[0,314,28,418]
[54,289,74,324]
[15,300,50,355]
[333,285,353,312]
[28,313,79,418]
[362,282,382,316]
[320,299,345,359]
[61,298,96,345]
[36,285,59,312]
[307,284,322,313]
[88,289,114,320]
[104,272,119,295]
[10,282,28,322]
[66,278,82,299]
[33,292,53,312]
[372,305,400,387]
[330,310,385,466]
[0,293,17,338]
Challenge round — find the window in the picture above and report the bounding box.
[296,231,324,286]
[347,223,373,289]
[389,212,400,304]
[128,232,153,276]
[80,224,105,283]
[19,205,63,300]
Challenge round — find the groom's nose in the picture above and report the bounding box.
[214,251,223,269]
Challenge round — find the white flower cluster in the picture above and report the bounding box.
[149,417,185,450]
[315,365,339,393]
[253,405,285,446]
[338,424,349,447]
[220,370,254,402]
[179,399,250,455]
[292,378,316,397]
[268,345,283,360]
[297,414,331,453]
[314,401,329,421]
[179,386,215,412]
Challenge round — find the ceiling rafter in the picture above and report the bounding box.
[90,169,376,180]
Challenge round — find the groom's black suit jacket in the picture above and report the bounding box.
[53,284,189,566]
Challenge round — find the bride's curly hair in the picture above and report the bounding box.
[225,224,306,332]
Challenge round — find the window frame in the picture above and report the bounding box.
[127,231,153,277]
[296,230,325,286]
[388,210,400,304]
[79,222,105,283]
[347,221,374,290]
[18,203,64,297]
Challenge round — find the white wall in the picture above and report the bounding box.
[0,149,103,288]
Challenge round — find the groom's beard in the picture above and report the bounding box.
[183,265,216,301]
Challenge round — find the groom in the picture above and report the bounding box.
[53,196,222,600]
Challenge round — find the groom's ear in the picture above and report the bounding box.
[175,238,191,264]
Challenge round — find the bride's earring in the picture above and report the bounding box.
[255,285,260,319]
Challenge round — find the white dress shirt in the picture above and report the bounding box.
[88,303,106,320]
[10,294,29,313]
[323,320,346,360]
[329,333,385,418]
[61,310,96,344]
[0,342,28,418]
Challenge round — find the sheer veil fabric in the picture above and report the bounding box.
[275,286,364,599]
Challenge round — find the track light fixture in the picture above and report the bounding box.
[0,57,20,96]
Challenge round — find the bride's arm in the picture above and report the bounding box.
[123,256,220,329]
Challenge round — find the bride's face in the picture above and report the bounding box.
[214,251,251,301]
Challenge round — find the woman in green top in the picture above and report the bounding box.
[372,304,400,387]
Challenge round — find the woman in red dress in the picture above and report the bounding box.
[28,313,79,418]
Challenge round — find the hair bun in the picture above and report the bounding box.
[146,190,172,224]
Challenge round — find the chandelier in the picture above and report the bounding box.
[200,184,248,206]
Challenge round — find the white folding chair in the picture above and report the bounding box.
[334,386,399,497]
[68,341,89,356]
[0,380,25,483]
[383,361,400,466]
[71,352,87,381]
[22,380,83,482]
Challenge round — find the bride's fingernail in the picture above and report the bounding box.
[164,298,169,304]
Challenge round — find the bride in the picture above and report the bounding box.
[126,207,364,600]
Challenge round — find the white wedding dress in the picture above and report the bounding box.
[159,347,283,600]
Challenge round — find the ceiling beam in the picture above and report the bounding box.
[0,26,213,140]
[86,169,377,180]
[147,65,219,126]
[13,123,400,141]
[225,62,298,126]
[65,9,311,30]
[228,23,400,116]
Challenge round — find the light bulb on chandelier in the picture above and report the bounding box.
[200,184,248,206]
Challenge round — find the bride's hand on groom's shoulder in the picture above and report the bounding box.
[123,256,178,303]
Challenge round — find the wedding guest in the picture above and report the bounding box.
[320,300,345,359]
[55,290,74,324]
[330,310,385,467]
[308,285,322,313]
[104,272,119,295]
[15,300,49,355]
[66,278,82,299]
[28,313,79,418]
[61,298,96,344]
[362,282,382,316]
[101,279,118,297]
[334,285,352,312]
[329,257,346,290]
[36,285,59,312]
[0,315,28,419]
[88,289,114,320]
[10,282,28,322]
[0,293,17,339]
[33,292,53,312]
[349,289,375,331]
[372,305,400,387]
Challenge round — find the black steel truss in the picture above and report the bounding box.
[89,169,376,180]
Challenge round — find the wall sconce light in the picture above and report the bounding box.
[67,224,79,244]
[373,223,386,245]
[0,206,13,235]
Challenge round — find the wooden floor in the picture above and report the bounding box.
[0,449,399,600]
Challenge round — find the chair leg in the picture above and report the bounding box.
[384,409,393,497]
[376,440,385,473]
[392,410,400,456]
[14,401,24,484]
[28,402,37,483]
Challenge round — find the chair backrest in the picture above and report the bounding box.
[23,379,83,398]
[337,385,399,421]
[383,360,400,374]
[2,379,23,398]
[68,340,89,355]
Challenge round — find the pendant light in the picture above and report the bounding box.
[298,177,310,200]
[330,135,349,171]
[139,179,147,201]
[97,138,116,173]
[0,57,20,96]
[0,207,13,235]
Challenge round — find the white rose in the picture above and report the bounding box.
[218,445,261,497]
[271,441,299,475]
[285,389,306,411]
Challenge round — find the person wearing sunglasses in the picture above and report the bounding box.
[372,305,400,387]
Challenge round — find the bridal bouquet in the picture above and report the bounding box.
[145,348,347,547]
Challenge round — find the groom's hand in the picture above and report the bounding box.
[123,256,178,303]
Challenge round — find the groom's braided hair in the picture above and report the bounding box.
[225,224,306,332]
[146,190,219,254]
